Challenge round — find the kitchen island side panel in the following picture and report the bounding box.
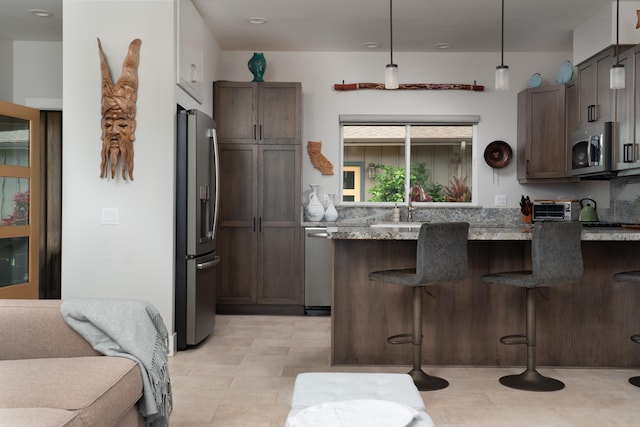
[331,239,640,367]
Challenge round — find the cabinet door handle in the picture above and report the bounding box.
[190,64,197,83]
[587,104,597,122]
[253,217,256,232]
[526,159,530,175]
[253,124,257,140]
[258,217,262,232]
[259,125,263,141]
[624,143,633,162]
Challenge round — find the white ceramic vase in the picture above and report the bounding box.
[306,184,325,221]
[324,193,338,221]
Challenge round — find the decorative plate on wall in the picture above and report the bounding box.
[484,140,512,169]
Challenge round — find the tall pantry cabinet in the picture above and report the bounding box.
[213,82,303,314]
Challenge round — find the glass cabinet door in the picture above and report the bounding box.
[0,101,39,299]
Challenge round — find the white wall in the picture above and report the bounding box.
[62,0,176,337]
[219,50,610,208]
[13,41,62,109]
[0,35,12,102]
[573,1,640,64]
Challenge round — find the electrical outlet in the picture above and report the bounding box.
[495,194,507,207]
[101,208,118,225]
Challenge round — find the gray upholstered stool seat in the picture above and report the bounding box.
[481,221,583,392]
[612,270,640,387]
[368,222,469,391]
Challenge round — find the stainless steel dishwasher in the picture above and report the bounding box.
[304,227,331,315]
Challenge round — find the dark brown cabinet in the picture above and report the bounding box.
[213,81,303,314]
[517,84,576,182]
[214,81,301,145]
[576,45,633,129]
[613,45,640,173]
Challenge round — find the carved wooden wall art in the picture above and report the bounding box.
[98,38,141,180]
[307,141,334,175]
[334,82,485,91]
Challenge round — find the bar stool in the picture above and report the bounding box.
[612,270,640,387]
[481,221,583,392]
[368,222,469,391]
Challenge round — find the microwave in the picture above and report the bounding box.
[532,200,580,222]
[570,121,612,177]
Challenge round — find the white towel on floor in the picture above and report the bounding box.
[285,399,419,427]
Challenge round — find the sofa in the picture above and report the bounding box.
[0,299,145,427]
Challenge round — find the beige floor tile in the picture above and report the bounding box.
[169,315,640,426]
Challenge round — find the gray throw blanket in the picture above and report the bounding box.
[61,298,172,427]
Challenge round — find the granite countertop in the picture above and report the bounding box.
[325,225,640,241]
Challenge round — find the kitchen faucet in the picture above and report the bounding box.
[407,199,416,222]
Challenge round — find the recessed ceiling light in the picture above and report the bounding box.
[248,17,268,25]
[363,42,381,49]
[29,9,52,17]
[434,43,452,49]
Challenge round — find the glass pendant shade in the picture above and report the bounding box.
[495,65,509,91]
[610,64,625,89]
[385,64,399,89]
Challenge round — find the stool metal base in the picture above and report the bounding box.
[409,368,449,391]
[629,376,640,387]
[499,369,564,392]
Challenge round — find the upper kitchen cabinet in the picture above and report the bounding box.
[613,44,640,174]
[213,82,301,145]
[177,0,204,103]
[576,46,631,129]
[517,84,577,182]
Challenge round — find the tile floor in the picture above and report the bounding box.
[168,315,640,427]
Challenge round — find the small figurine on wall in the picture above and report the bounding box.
[98,38,141,180]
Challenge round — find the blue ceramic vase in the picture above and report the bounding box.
[248,53,266,82]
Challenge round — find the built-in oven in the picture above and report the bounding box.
[570,121,612,177]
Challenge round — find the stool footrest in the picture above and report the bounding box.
[631,334,640,344]
[500,334,527,345]
[388,333,413,345]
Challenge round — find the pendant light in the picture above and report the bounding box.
[495,0,509,91]
[385,0,399,89]
[610,0,625,89]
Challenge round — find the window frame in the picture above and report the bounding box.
[339,114,479,207]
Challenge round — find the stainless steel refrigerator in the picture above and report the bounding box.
[175,107,220,350]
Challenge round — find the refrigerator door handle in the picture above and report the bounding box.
[208,128,220,241]
[197,255,221,270]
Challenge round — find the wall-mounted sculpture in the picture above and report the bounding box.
[307,141,334,175]
[98,38,141,180]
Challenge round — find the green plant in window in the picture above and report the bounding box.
[427,183,444,202]
[368,163,431,202]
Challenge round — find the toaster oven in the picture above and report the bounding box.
[532,200,580,222]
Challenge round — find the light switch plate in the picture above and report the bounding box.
[101,208,118,225]
[495,194,507,207]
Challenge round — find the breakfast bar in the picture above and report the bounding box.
[328,225,640,367]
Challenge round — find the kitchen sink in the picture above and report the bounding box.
[370,222,425,229]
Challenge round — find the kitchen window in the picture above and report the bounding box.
[339,115,478,205]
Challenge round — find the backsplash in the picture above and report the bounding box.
[611,175,640,224]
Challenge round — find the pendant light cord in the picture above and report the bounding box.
[616,0,620,65]
[390,0,394,65]
[500,0,504,66]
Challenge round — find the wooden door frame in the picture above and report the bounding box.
[0,101,40,299]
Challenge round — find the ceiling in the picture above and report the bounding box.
[0,0,616,53]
